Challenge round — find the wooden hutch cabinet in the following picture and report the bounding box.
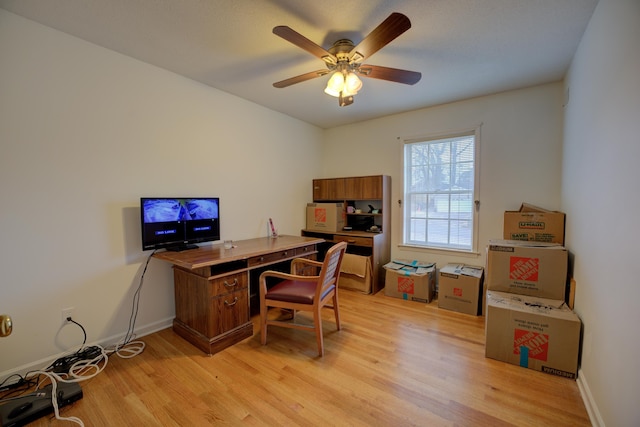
[303,175,391,294]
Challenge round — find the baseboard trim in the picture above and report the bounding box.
[0,317,174,383]
[577,368,605,427]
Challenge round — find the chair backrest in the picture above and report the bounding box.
[315,241,348,299]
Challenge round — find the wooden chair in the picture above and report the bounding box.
[259,241,348,357]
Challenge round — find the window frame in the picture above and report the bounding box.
[401,126,481,254]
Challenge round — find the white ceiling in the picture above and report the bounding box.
[0,0,598,129]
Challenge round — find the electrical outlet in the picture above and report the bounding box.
[62,307,74,323]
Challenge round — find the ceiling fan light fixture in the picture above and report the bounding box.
[343,72,362,96]
[341,87,356,97]
[339,93,354,107]
[324,86,341,97]
[324,71,346,97]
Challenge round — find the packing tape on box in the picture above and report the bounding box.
[520,346,529,367]
[403,260,419,275]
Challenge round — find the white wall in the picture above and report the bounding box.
[0,10,323,375]
[322,83,565,268]
[562,0,640,426]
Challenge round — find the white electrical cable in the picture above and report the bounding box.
[31,371,85,427]
[24,344,109,426]
[111,339,146,359]
[67,345,109,380]
[1,250,157,424]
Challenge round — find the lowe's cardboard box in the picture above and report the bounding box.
[485,290,581,379]
[339,253,372,294]
[486,240,568,300]
[384,260,435,303]
[438,264,485,315]
[504,203,566,245]
[306,203,344,232]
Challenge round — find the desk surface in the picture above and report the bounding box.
[153,235,324,270]
[301,229,384,237]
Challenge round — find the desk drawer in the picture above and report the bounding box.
[247,249,296,267]
[334,235,373,247]
[210,272,247,296]
[295,244,316,257]
[210,287,249,336]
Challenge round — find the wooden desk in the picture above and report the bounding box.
[153,235,323,354]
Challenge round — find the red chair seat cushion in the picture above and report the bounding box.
[266,280,335,304]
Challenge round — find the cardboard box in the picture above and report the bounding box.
[438,264,485,315]
[339,253,372,294]
[567,278,576,310]
[504,203,566,245]
[485,291,581,379]
[305,203,344,232]
[486,240,568,300]
[384,260,435,302]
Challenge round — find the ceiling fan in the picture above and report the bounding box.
[272,12,421,106]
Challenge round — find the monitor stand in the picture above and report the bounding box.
[167,244,198,252]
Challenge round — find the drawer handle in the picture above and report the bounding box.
[224,297,238,307]
[347,240,356,244]
[283,251,288,257]
[260,256,264,262]
[224,279,238,288]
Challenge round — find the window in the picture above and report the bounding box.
[402,129,479,252]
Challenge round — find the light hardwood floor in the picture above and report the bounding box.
[32,289,590,426]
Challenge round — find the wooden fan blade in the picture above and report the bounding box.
[273,26,337,64]
[358,64,421,85]
[273,70,329,88]
[349,12,411,61]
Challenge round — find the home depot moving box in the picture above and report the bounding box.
[305,203,344,232]
[339,253,372,294]
[384,260,435,302]
[438,264,485,315]
[485,290,581,379]
[486,240,568,300]
[503,203,566,245]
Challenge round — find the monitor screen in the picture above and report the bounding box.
[141,197,220,251]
